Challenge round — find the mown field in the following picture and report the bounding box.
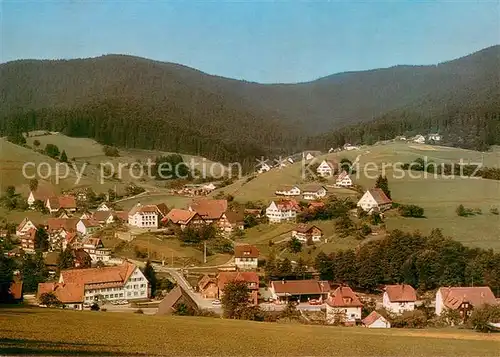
[1,307,499,356]
[215,142,500,250]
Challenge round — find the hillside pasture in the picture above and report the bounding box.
[1,307,499,356]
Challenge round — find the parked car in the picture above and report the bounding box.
[309,299,321,305]
[212,299,221,305]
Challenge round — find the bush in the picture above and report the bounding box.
[468,304,500,332]
[398,204,425,218]
[391,310,427,328]
[456,204,475,217]
[490,207,499,215]
[103,146,120,157]
[90,303,100,311]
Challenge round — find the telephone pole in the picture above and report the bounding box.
[203,241,207,264]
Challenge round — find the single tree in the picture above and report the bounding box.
[60,150,68,163]
[143,260,157,297]
[288,237,302,253]
[29,178,39,192]
[33,139,41,148]
[375,175,391,199]
[35,227,49,252]
[0,253,15,303]
[22,252,48,293]
[278,257,293,278]
[221,280,250,319]
[39,292,62,307]
[57,248,75,271]
[44,143,60,159]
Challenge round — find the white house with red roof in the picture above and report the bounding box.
[383,284,417,315]
[435,286,497,320]
[16,217,38,237]
[275,185,301,197]
[335,170,353,188]
[362,311,391,328]
[357,188,393,213]
[316,160,337,177]
[326,286,363,325]
[76,219,101,236]
[57,261,148,304]
[270,280,330,303]
[163,208,205,230]
[234,245,259,270]
[266,200,300,223]
[128,203,160,229]
[45,195,77,213]
[301,184,328,200]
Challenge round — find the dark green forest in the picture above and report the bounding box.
[1,45,499,162]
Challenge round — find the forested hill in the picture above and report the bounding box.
[1,45,499,162]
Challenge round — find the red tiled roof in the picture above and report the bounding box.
[368,188,392,205]
[114,211,129,221]
[47,218,79,232]
[225,211,244,224]
[385,284,417,302]
[31,187,55,201]
[190,199,228,220]
[37,282,84,303]
[58,195,76,209]
[217,272,259,291]
[234,245,259,258]
[439,286,496,310]
[294,224,322,234]
[271,280,330,295]
[92,210,112,222]
[47,197,60,209]
[60,261,136,286]
[164,209,198,224]
[327,286,363,307]
[362,311,387,326]
[79,219,100,228]
[308,201,325,209]
[276,199,300,211]
[17,217,39,233]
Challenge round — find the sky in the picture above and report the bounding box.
[1,1,499,83]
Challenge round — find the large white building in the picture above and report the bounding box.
[357,188,392,213]
[382,284,417,315]
[234,245,259,270]
[128,203,160,229]
[266,200,299,223]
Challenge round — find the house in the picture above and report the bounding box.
[76,219,101,236]
[292,224,323,243]
[27,187,55,207]
[275,185,301,197]
[47,218,79,233]
[96,202,112,211]
[435,286,497,321]
[383,284,417,315]
[335,170,353,188]
[308,201,325,211]
[189,199,228,222]
[155,203,169,219]
[302,185,327,200]
[326,286,363,325]
[57,261,149,303]
[79,210,93,220]
[302,151,321,161]
[244,208,262,218]
[163,209,206,230]
[413,135,426,144]
[20,228,37,251]
[269,280,330,303]
[224,211,245,233]
[37,282,85,310]
[234,245,259,270]
[156,286,198,315]
[81,237,111,263]
[316,160,337,177]
[56,209,70,219]
[266,200,300,223]
[61,232,79,251]
[46,195,77,213]
[428,133,442,141]
[362,311,391,328]
[16,217,38,237]
[92,210,116,225]
[357,188,392,213]
[217,272,259,305]
[395,135,407,141]
[343,144,359,151]
[128,203,160,229]
[198,275,218,299]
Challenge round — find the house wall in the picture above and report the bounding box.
[17,221,37,236]
[317,162,333,177]
[326,306,362,324]
[367,318,391,328]
[266,205,297,223]
[128,212,158,228]
[435,290,444,316]
[201,283,218,299]
[382,292,415,314]
[357,192,378,212]
[235,257,258,270]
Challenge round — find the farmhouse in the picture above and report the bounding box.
[316,160,337,177]
[326,286,363,326]
[92,210,116,225]
[157,286,198,315]
[435,286,497,321]
[76,219,101,236]
[82,237,111,263]
[20,228,37,251]
[128,203,160,229]
[357,188,392,213]
[217,272,259,305]
[303,151,321,161]
[269,280,330,303]
[362,311,391,328]
[335,170,353,188]
[97,202,112,211]
[302,184,327,200]
[57,261,149,303]
[163,209,205,230]
[223,211,245,233]
[383,284,417,315]
[428,133,442,141]
[234,245,259,270]
[266,200,300,223]
[189,199,227,223]
[46,195,77,213]
[257,162,271,173]
[291,224,323,243]
[27,187,55,207]
[413,134,426,144]
[37,282,85,310]
[16,217,39,237]
[275,185,301,197]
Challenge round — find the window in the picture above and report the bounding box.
[127,292,131,296]
[119,293,123,297]
[134,291,138,296]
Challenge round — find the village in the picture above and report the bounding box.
[3,136,498,331]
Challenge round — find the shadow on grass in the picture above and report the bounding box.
[0,338,147,356]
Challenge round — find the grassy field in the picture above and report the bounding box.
[1,307,499,356]
[216,142,500,250]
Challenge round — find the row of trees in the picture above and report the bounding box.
[314,228,500,293]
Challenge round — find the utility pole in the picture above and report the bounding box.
[203,241,207,264]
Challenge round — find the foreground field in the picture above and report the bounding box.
[1,307,499,356]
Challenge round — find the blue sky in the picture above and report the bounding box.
[2,1,499,83]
